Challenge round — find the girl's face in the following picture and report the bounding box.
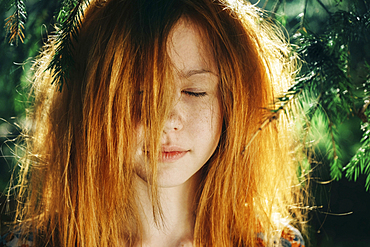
[135,19,222,187]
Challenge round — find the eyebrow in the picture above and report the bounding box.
[182,69,217,78]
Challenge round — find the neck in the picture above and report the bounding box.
[133,171,201,247]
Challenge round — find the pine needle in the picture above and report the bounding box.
[4,0,27,46]
[46,0,90,91]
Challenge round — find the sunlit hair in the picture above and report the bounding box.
[14,0,307,246]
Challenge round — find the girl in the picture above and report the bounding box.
[1,0,307,246]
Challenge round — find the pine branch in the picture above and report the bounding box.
[344,73,370,191]
[47,0,90,91]
[292,21,361,183]
[345,121,370,190]
[357,66,370,123]
[4,0,27,45]
[241,72,315,154]
[295,26,355,124]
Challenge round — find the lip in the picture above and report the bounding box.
[160,146,189,163]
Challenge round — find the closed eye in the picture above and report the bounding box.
[183,91,207,97]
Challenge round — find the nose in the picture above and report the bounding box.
[163,104,183,133]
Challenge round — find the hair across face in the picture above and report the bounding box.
[134,18,222,187]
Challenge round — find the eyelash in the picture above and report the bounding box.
[183,91,207,97]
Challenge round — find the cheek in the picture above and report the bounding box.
[211,98,223,134]
[188,98,222,143]
[210,103,223,144]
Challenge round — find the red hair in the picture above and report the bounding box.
[13,0,307,246]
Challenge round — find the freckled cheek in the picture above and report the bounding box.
[185,99,222,137]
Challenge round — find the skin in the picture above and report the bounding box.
[132,18,222,246]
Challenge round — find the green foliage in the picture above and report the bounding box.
[1,0,89,91]
[3,0,27,45]
[273,0,370,190]
[0,0,60,192]
[47,0,90,91]
[0,0,15,11]
[345,74,370,190]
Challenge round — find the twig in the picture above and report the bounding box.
[301,92,322,154]
[357,100,370,123]
[241,72,315,154]
[318,211,353,216]
[359,0,368,13]
[300,0,309,28]
[271,0,283,20]
[316,0,331,15]
[241,109,281,154]
[328,121,338,161]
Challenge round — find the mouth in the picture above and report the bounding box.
[142,145,189,163]
[160,150,188,163]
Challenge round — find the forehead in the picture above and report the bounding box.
[167,18,216,75]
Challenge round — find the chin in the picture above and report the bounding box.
[158,168,203,188]
[135,169,200,188]
[156,173,192,188]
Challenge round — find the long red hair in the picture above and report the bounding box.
[14,0,307,246]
